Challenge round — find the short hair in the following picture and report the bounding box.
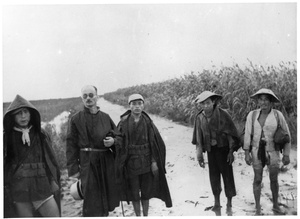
[93,86,98,94]
[81,85,98,94]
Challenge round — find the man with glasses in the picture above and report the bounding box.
[66,85,121,216]
[116,94,172,216]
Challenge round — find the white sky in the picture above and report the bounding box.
[1,0,297,102]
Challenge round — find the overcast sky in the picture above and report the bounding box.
[2,1,297,102]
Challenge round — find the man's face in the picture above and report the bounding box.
[130,100,144,115]
[81,86,98,108]
[199,98,214,114]
[14,108,31,128]
[258,94,272,111]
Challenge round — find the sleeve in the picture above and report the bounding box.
[109,117,122,148]
[227,135,235,152]
[194,115,204,152]
[66,117,80,177]
[277,111,291,156]
[243,111,253,150]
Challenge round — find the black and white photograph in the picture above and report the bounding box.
[2,0,297,217]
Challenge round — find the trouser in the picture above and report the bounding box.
[207,146,236,198]
[128,172,154,201]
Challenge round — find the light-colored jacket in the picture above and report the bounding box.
[243,109,291,156]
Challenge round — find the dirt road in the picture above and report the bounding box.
[60,98,297,216]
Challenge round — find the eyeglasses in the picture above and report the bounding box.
[82,93,95,99]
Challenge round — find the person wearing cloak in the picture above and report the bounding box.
[116,94,172,216]
[3,94,61,217]
[66,85,121,216]
[192,91,240,214]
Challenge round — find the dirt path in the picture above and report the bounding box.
[60,98,297,216]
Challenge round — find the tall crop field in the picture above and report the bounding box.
[3,97,83,122]
[103,62,297,145]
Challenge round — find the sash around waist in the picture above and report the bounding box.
[12,162,47,178]
[128,143,150,155]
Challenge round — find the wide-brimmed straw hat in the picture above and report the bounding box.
[70,180,84,200]
[128,94,144,104]
[194,91,222,103]
[250,88,280,103]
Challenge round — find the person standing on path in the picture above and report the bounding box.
[116,94,172,216]
[66,85,121,216]
[192,91,240,213]
[243,88,291,215]
[3,94,61,217]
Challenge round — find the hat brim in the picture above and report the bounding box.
[250,93,280,103]
[128,98,144,104]
[195,94,222,103]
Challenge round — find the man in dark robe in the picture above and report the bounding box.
[66,85,121,216]
[116,94,172,216]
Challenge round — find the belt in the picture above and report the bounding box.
[128,143,150,155]
[12,162,45,170]
[80,148,109,152]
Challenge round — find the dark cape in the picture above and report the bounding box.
[3,95,61,217]
[192,107,240,152]
[115,110,172,208]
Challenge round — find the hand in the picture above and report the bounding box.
[50,180,59,192]
[245,151,252,166]
[197,152,205,168]
[227,152,234,165]
[282,155,290,165]
[103,137,114,147]
[151,162,159,177]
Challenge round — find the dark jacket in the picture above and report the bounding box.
[3,94,61,217]
[192,107,240,152]
[116,110,172,207]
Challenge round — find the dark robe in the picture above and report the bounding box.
[66,107,121,216]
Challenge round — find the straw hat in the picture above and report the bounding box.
[250,88,280,103]
[70,180,84,200]
[128,94,144,104]
[194,91,222,103]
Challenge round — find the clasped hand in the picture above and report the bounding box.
[103,137,114,147]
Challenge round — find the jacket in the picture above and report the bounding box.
[192,107,240,152]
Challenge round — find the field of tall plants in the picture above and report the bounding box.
[103,61,297,144]
[3,97,83,122]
